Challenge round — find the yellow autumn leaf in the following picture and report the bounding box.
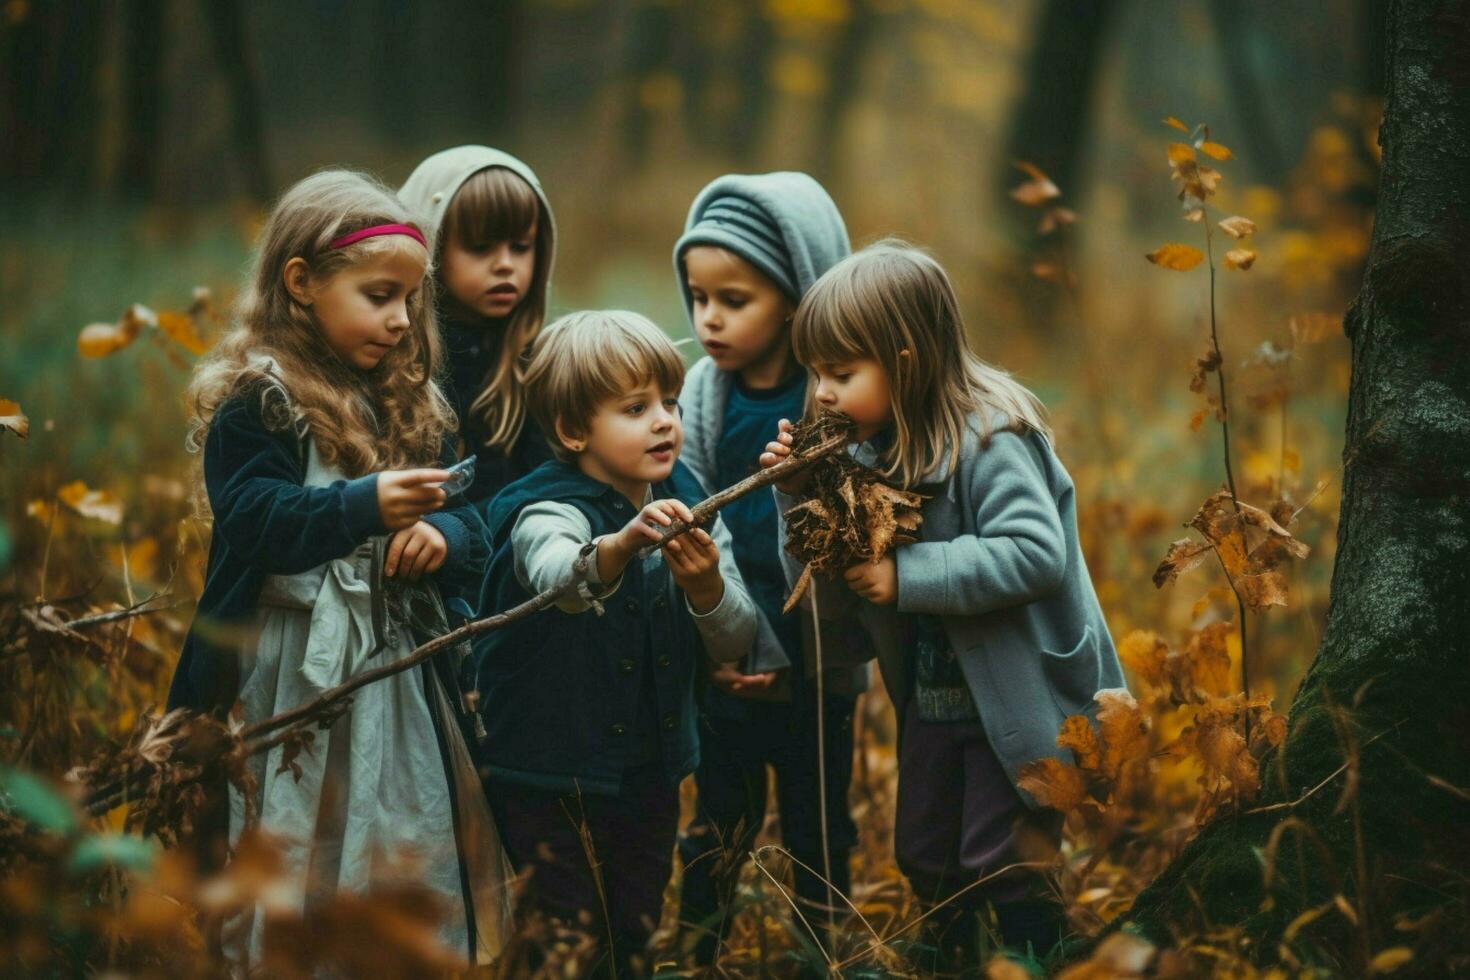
[1225,247,1257,270]
[1146,243,1205,271]
[1218,215,1256,239]
[1167,142,1196,166]
[157,311,209,355]
[1368,947,1414,974]
[57,480,124,525]
[78,322,134,358]
[1199,140,1234,160]
[0,398,27,438]
[1163,115,1190,132]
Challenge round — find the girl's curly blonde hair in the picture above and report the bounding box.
[187,169,453,479]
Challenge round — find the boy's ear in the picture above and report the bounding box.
[283,257,314,307]
[553,417,585,454]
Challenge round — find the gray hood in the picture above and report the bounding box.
[399,145,556,284]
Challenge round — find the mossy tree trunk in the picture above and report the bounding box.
[1123,0,1470,969]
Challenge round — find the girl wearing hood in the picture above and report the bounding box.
[399,146,557,502]
[672,172,869,964]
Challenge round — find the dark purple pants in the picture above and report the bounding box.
[894,704,1061,909]
[486,764,679,974]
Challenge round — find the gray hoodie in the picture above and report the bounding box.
[673,173,867,689]
[399,145,557,277]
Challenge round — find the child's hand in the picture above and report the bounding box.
[377,468,451,531]
[599,499,694,583]
[612,499,694,553]
[759,419,809,495]
[709,661,780,697]
[665,526,724,613]
[385,521,447,581]
[844,555,898,605]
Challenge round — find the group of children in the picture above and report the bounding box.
[167,145,1124,976]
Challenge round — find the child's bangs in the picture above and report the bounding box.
[443,167,540,247]
[599,326,686,400]
[792,281,877,368]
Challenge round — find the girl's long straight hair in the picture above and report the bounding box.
[439,167,554,455]
[791,239,1052,488]
[187,169,452,480]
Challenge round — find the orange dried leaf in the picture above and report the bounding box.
[1057,714,1102,771]
[1011,177,1062,207]
[1031,262,1064,283]
[1153,537,1211,588]
[1097,689,1149,778]
[1012,160,1051,183]
[1189,408,1209,432]
[1038,206,1077,234]
[1189,348,1222,392]
[1016,757,1088,812]
[1184,622,1234,697]
[0,398,28,438]
[1199,140,1233,160]
[1167,142,1196,166]
[1145,243,1204,271]
[1238,570,1290,611]
[1163,115,1190,133]
[1225,247,1257,270]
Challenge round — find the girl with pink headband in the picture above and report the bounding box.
[169,169,512,969]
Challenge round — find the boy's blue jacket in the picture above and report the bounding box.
[472,459,713,795]
[166,386,491,713]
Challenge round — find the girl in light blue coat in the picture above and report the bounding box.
[761,241,1125,965]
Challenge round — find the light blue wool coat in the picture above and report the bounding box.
[777,413,1126,807]
[675,172,868,686]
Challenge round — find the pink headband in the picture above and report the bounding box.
[328,223,427,250]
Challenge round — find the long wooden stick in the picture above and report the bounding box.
[84,431,851,816]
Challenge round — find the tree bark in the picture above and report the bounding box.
[1002,0,1117,208]
[119,0,166,197]
[200,0,271,203]
[1122,0,1470,968]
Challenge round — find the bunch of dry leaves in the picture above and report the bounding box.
[780,412,926,612]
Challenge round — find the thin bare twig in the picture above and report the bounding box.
[83,432,853,817]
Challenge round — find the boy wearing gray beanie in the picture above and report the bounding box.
[672,172,868,964]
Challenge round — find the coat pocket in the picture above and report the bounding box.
[1040,623,1102,717]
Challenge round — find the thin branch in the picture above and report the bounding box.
[83,432,853,815]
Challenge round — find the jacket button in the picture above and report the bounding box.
[609,722,628,737]
[624,597,640,614]
[661,713,676,731]
[619,658,635,674]
[656,655,671,669]
[652,594,667,610]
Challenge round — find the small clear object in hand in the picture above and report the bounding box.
[439,455,476,497]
